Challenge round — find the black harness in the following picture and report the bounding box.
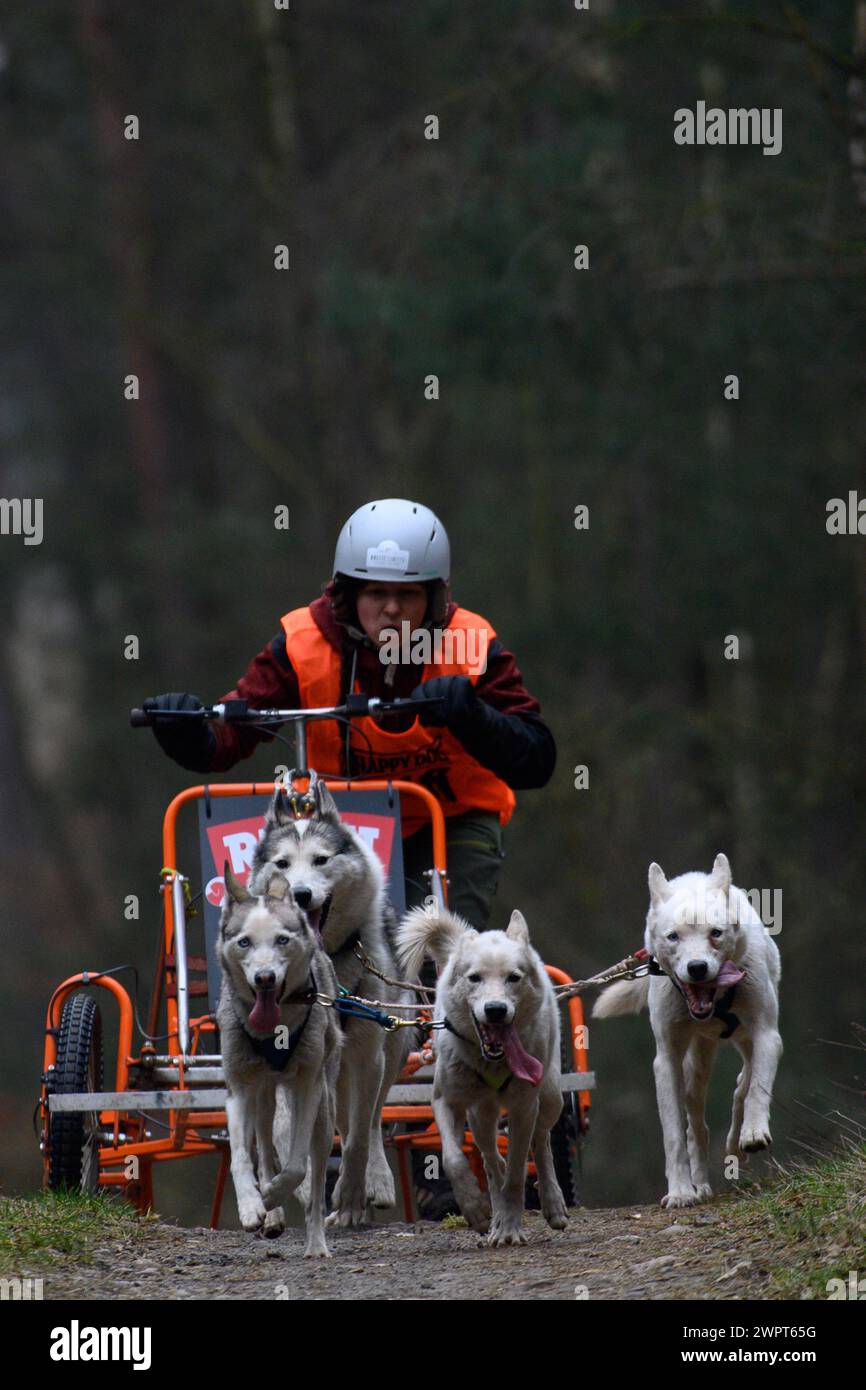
[242,973,317,1072]
[710,986,741,1039]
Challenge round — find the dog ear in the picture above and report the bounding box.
[648,862,673,906]
[313,779,340,821]
[709,852,731,891]
[224,860,252,904]
[266,874,288,900]
[505,909,530,944]
[269,786,292,826]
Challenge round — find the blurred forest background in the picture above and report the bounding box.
[1,0,864,1222]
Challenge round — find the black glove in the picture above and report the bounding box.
[410,678,557,788]
[409,675,479,730]
[142,692,216,772]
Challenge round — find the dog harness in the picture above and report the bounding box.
[280,604,517,836]
[709,986,741,1039]
[242,974,317,1071]
[648,955,742,1038]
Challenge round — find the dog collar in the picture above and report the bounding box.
[441,1017,514,1091]
[241,972,316,1071]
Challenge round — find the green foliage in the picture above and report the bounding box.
[0,1192,149,1272]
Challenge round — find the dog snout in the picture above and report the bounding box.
[254,969,276,989]
[686,960,709,981]
[292,885,313,909]
[483,1000,509,1023]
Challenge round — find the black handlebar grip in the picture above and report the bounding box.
[129,708,152,727]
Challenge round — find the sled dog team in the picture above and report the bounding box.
[218,784,781,1256]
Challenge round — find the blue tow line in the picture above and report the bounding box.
[333,992,397,1030]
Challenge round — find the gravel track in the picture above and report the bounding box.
[29,1202,784,1301]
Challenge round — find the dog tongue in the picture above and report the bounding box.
[502,1024,544,1087]
[717,960,746,989]
[248,988,280,1033]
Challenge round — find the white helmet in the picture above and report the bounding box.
[333,499,450,583]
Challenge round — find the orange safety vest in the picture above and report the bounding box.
[280,605,517,838]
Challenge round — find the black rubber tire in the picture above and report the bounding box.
[549,1014,581,1207]
[48,993,104,1193]
[550,1104,579,1207]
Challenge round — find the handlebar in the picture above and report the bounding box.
[130,694,441,728]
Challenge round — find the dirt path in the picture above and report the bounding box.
[29,1202,785,1301]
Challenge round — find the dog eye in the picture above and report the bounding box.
[468,972,482,983]
[506,972,522,983]
[312,855,329,867]
[710,928,723,940]
[666,932,679,943]
[276,934,291,945]
[274,859,289,869]
[237,936,250,949]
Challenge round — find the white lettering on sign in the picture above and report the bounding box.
[223,831,263,874]
[351,825,381,851]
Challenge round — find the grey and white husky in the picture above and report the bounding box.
[217,866,342,1256]
[249,781,412,1226]
[593,853,782,1209]
[397,903,569,1247]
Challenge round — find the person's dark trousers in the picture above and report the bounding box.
[401,809,505,929]
[400,809,506,1218]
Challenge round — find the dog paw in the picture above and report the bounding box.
[303,1239,331,1259]
[661,1189,701,1209]
[327,1184,368,1228]
[263,1207,285,1237]
[543,1200,569,1231]
[262,1173,297,1212]
[238,1195,267,1231]
[488,1213,527,1247]
[366,1167,395,1209]
[739,1124,771,1153]
[692,1183,714,1202]
[459,1194,491,1234]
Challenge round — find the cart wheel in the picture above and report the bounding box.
[549,1000,584,1207]
[550,1103,579,1208]
[48,993,104,1193]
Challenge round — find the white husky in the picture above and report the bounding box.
[593,853,782,1209]
[397,904,569,1246]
